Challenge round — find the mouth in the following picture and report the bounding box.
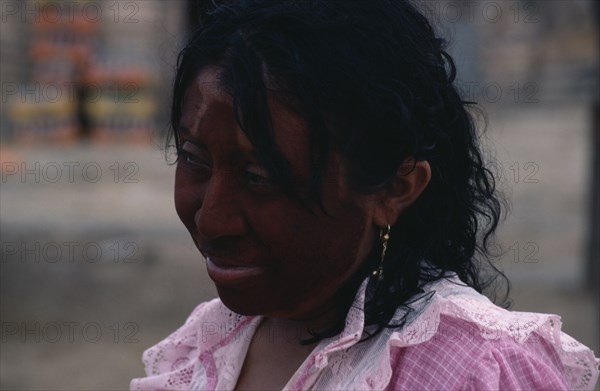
[205,256,268,285]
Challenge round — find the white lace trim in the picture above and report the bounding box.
[131,276,600,391]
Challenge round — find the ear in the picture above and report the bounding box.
[372,159,431,228]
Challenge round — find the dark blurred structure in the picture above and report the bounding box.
[590,1,600,291]
[187,0,207,32]
[187,0,236,32]
[592,100,599,290]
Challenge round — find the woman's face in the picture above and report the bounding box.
[175,68,380,320]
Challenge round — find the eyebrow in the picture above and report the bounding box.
[177,126,209,153]
[177,123,259,160]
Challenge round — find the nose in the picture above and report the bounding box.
[195,172,248,240]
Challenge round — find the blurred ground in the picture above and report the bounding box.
[1,104,598,390]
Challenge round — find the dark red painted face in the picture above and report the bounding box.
[174,68,379,319]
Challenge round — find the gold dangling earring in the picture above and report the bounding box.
[372,224,390,280]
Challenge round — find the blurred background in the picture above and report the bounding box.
[0,0,598,389]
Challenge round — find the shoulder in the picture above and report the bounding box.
[388,315,571,390]
[384,277,599,391]
[130,298,236,390]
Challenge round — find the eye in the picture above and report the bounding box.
[243,166,275,187]
[183,151,203,166]
[179,141,212,176]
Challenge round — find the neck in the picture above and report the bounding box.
[256,306,339,346]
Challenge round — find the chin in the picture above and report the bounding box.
[215,286,274,316]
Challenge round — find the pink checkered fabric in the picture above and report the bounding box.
[131,275,599,390]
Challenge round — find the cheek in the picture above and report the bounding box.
[256,203,373,287]
[308,215,372,276]
[273,213,374,315]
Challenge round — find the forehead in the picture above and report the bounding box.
[180,68,311,172]
[180,68,237,140]
[180,68,230,131]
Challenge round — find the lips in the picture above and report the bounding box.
[205,256,268,285]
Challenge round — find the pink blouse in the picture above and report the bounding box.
[131,275,599,390]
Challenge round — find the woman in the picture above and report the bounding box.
[131,1,599,390]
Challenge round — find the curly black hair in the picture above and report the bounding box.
[168,0,509,343]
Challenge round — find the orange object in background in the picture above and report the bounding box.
[9,0,157,145]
